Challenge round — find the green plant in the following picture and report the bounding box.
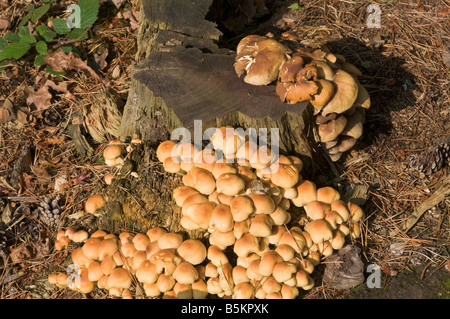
[0,0,99,72]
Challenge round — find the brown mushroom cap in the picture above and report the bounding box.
[230,195,255,222]
[207,245,229,267]
[98,237,119,260]
[268,163,299,189]
[103,143,124,167]
[305,219,334,243]
[158,233,184,250]
[101,255,117,275]
[354,80,371,109]
[173,262,199,285]
[192,279,209,299]
[313,61,335,80]
[316,186,341,204]
[157,140,177,162]
[233,233,260,257]
[259,250,283,277]
[192,148,217,172]
[163,156,181,174]
[278,80,319,104]
[291,180,317,207]
[216,173,246,196]
[108,268,132,290]
[232,265,250,285]
[209,230,236,249]
[71,230,89,243]
[272,262,297,283]
[247,192,276,214]
[249,214,274,237]
[278,228,307,253]
[82,237,102,260]
[348,202,365,222]
[236,37,291,86]
[320,69,359,116]
[275,244,296,262]
[87,261,103,282]
[84,194,105,215]
[211,162,238,180]
[304,201,331,220]
[340,110,364,140]
[318,114,348,143]
[181,194,209,216]
[146,227,168,243]
[182,167,216,195]
[176,239,207,265]
[74,269,95,294]
[184,202,215,230]
[210,126,245,155]
[209,204,234,233]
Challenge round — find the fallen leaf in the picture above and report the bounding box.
[30,165,52,183]
[26,85,52,113]
[0,108,11,123]
[44,48,100,80]
[123,10,140,30]
[44,80,68,93]
[0,18,9,30]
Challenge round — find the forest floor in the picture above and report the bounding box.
[0,0,448,299]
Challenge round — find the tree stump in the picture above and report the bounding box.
[99,0,332,236]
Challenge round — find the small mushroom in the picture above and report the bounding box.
[84,194,105,215]
[103,140,124,167]
[320,70,359,116]
[317,114,348,143]
[305,219,334,244]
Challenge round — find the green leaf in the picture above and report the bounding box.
[0,41,31,61]
[46,66,66,77]
[52,18,71,35]
[31,4,50,23]
[0,38,7,50]
[25,4,35,12]
[68,28,87,40]
[36,25,57,41]
[34,54,46,67]
[77,0,99,29]
[36,41,48,56]
[59,46,73,54]
[0,60,8,72]
[18,13,32,29]
[19,34,36,45]
[3,32,21,43]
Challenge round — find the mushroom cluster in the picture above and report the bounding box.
[155,126,365,299]
[234,34,371,161]
[48,227,211,299]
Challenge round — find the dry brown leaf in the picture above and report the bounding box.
[44,79,69,93]
[44,48,100,80]
[26,85,52,112]
[0,18,9,30]
[123,10,140,30]
[30,165,52,183]
[0,107,11,123]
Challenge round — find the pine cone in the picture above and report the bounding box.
[0,230,7,252]
[37,195,62,228]
[409,142,449,175]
